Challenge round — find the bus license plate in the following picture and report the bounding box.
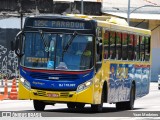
[47,93,59,98]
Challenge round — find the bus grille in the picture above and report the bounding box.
[30,72,79,80]
[33,90,72,98]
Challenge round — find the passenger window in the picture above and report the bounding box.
[135,35,140,61]
[103,30,109,59]
[116,32,122,60]
[122,33,128,60]
[140,36,144,61]
[144,37,150,61]
[128,34,134,60]
[110,31,116,59]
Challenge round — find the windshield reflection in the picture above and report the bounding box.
[21,32,94,71]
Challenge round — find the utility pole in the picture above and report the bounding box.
[18,0,23,30]
[127,0,131,25]
[81,0,84,14]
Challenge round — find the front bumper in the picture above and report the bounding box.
[18,81,94,104]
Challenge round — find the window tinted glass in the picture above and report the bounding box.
[122,33,128,60]
[144,37,150,61]
[135,35,140,61]
[116,32,122,60]
[128,34,134,60]
[110,31,116,59]
[140,36,144,61]
[104,30,109,59]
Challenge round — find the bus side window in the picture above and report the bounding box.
[103,30,109,59]
[122,33,127,60]
[132,35,136,60]
[140,36,144,61]
[110,31,116,59]
[128,34,134,60]
[145,37,150,61]
[116,32,122,60]
[135,35,140,61]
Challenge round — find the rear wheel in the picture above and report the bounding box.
[126,84,135,110]
[33,100,45,111]
[116,102,126,110]
[116,84,135,110]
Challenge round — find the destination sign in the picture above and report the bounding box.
[33,20,85,29]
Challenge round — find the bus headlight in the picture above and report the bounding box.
[20,77,31,90]
[77,79,92,92]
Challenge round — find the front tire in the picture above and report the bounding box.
[67,103,76,109]
[91,89,104,112]
[76,103,85,109]
[33,100,45,111]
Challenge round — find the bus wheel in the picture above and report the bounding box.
[126,84,135,110]
[91,89,104,112]
[33,100,45,111]
[116,102,126,110]
[76,103,85,109]
[67,103,76,109]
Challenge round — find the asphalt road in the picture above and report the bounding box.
[0,82,160,119]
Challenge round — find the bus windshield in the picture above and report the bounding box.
[21,32,94,71]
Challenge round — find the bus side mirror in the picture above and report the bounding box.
[14,31,24,58]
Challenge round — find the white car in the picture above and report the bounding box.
[158,75,160,90]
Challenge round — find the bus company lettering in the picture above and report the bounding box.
[34,20,85,29]
[52,21,85,29]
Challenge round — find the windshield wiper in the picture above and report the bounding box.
[39,30,48,48]
[62,31,77,60]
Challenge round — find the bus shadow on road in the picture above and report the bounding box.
[26,107,144,114]
[45,107,117,114]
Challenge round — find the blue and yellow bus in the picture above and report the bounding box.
[13,14,151,112]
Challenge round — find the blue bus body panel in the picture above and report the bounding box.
[20,66,94,91]
[109,63,150,102]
